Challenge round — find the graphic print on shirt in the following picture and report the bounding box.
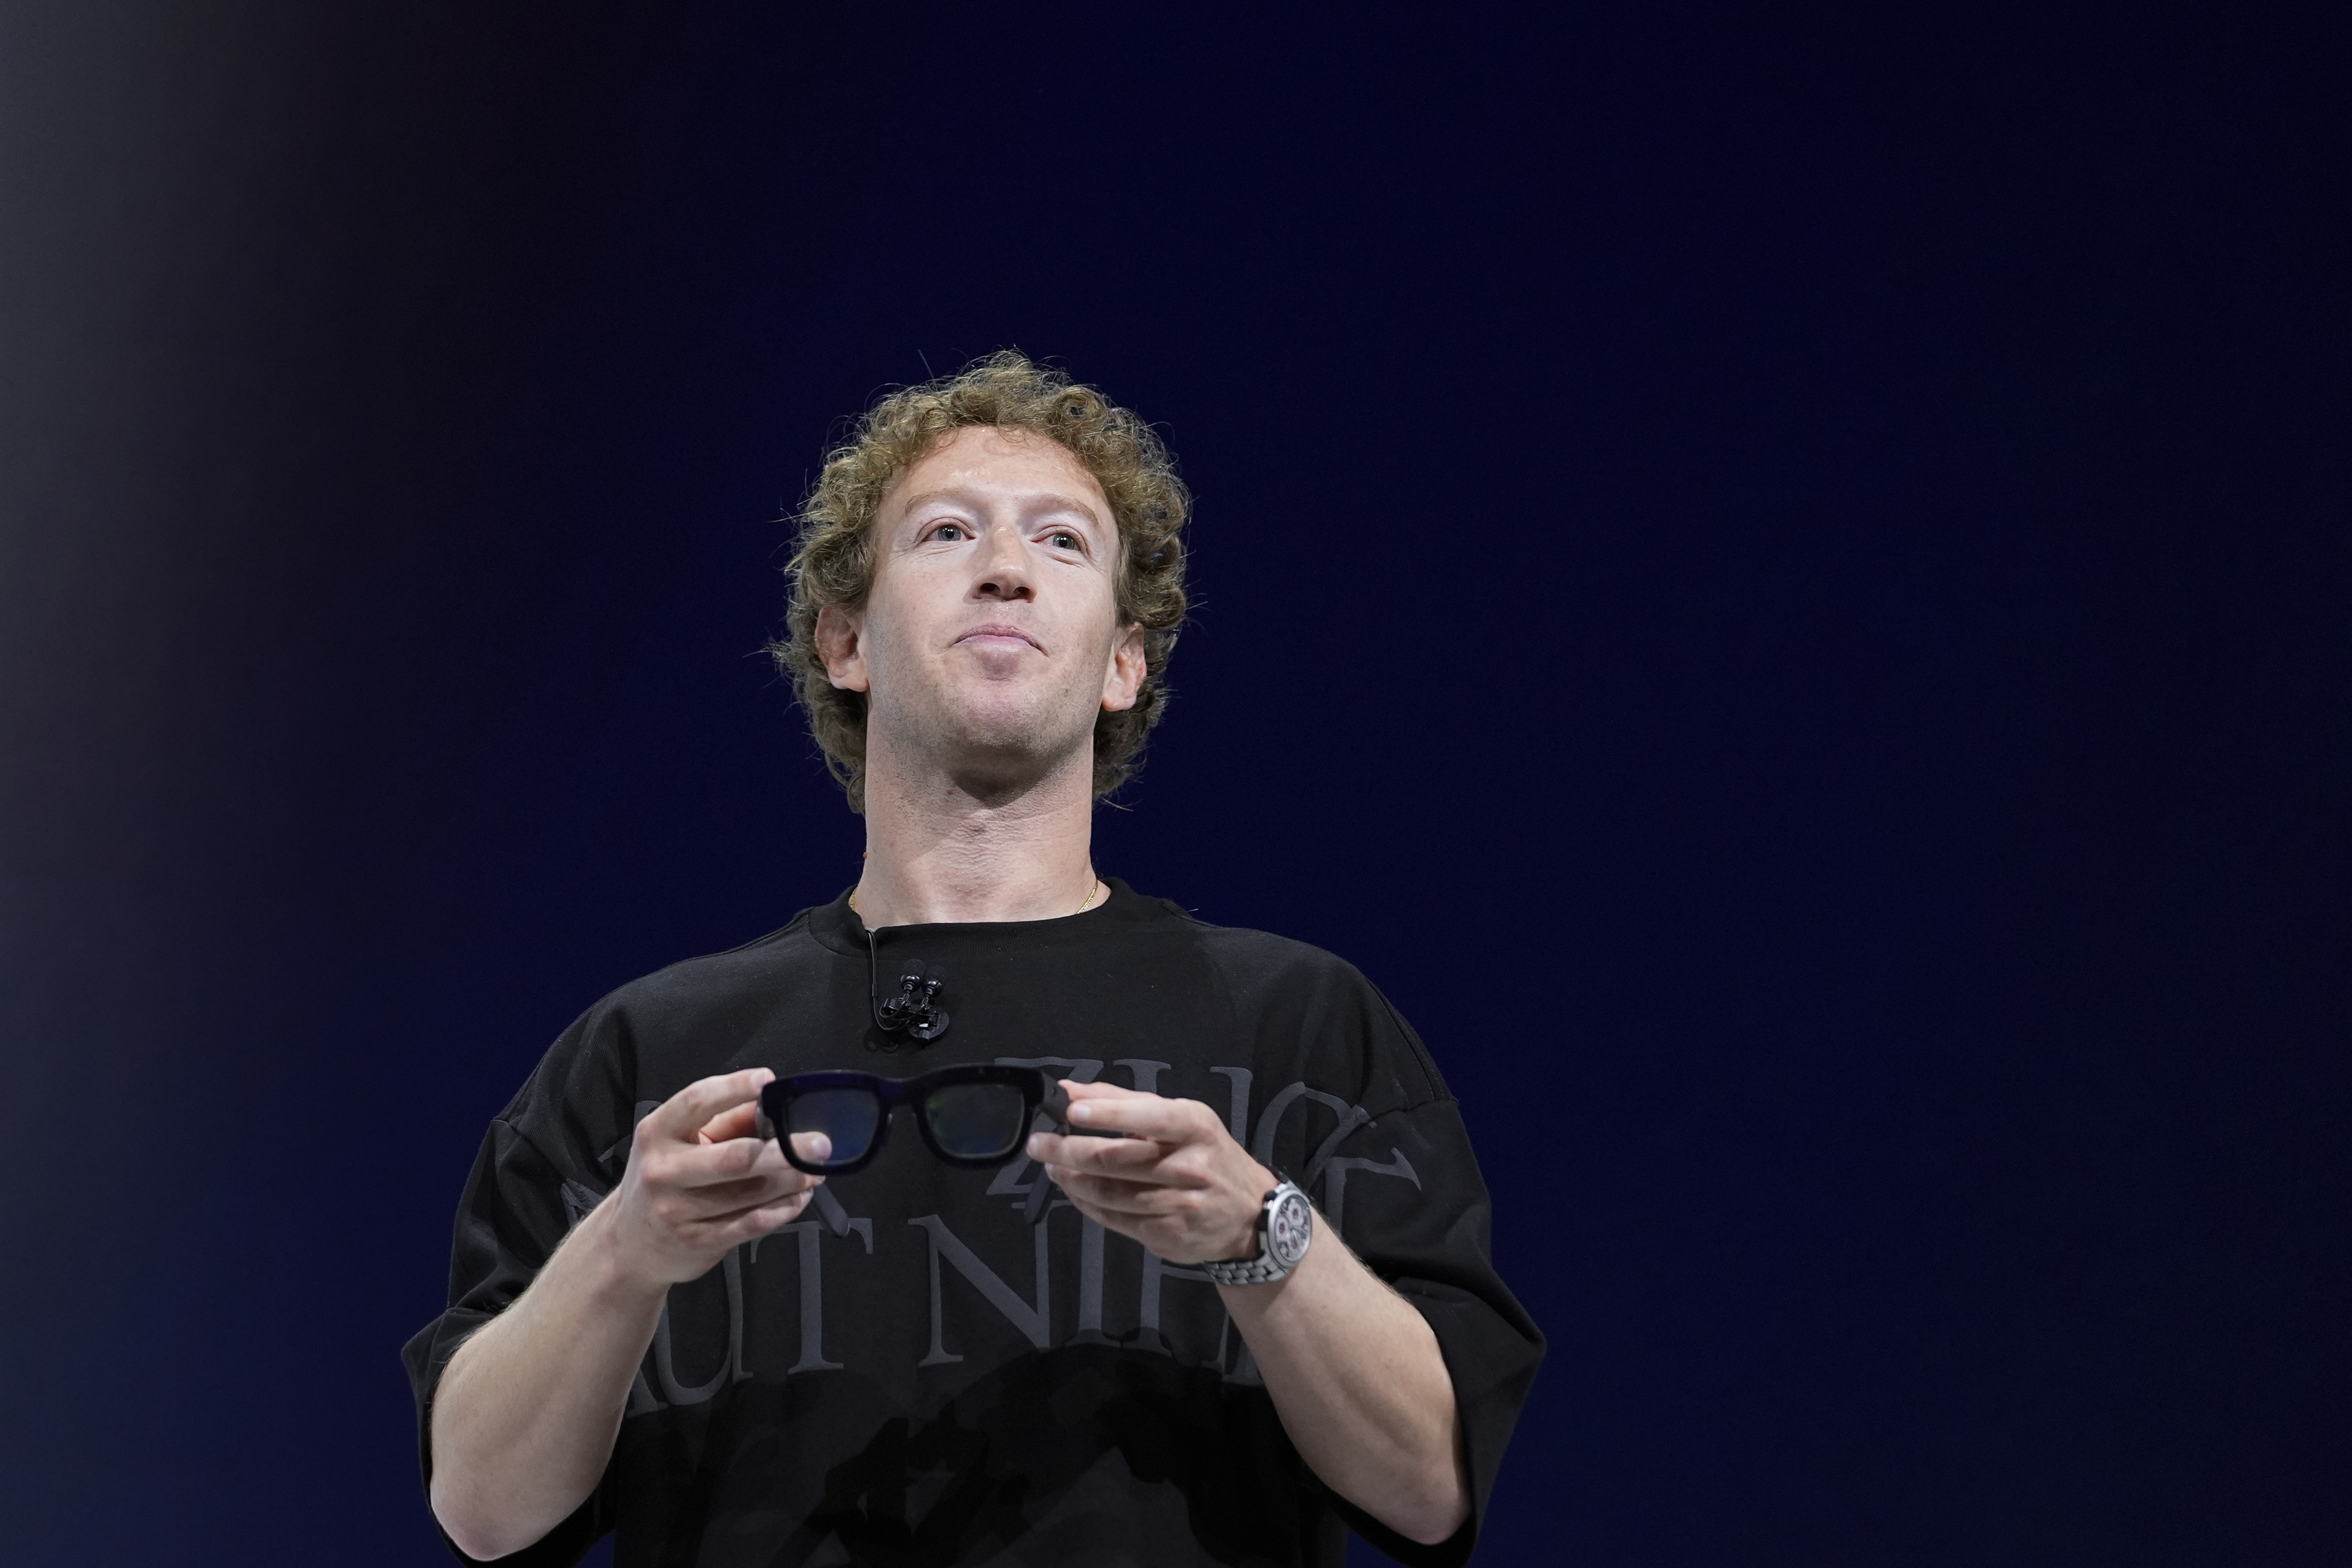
[591,1060,1425,1413]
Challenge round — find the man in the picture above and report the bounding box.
[405,353,1543,1566]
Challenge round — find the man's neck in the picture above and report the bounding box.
[849,742,1099,928]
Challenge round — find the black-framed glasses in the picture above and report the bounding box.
[758,1065,1055,1176]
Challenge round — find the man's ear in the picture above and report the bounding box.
[1100,623,1148,713]
[815,603,870,693]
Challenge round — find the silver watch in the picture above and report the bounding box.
[1201,1180,1312,1286]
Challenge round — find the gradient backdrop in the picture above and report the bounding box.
[3,4,2347,1564]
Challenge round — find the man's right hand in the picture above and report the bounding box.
[602,1068,829,1289]
[430,1068,826,1559]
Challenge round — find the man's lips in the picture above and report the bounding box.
[954,624,1043,652]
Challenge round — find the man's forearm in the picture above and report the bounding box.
[428,1200,668,1561]
[1221,1219,1470,1546]
[1031,1087,1472,1547]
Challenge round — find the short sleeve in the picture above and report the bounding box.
[398,1117,619,1567]
[1318,1094,1546,1568]
[1197,925,1548,1563]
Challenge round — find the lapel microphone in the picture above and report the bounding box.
[876,966,951,1041]
[866,929,951,1044]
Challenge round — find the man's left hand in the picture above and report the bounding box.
[1028,1081,1277,1266]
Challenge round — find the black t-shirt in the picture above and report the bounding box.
[403,880,1543,1568]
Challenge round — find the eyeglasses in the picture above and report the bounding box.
[758,1065,1065,1176]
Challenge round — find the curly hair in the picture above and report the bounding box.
[769,352,1190,812]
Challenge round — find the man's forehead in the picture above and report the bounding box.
[884,426,1110,521]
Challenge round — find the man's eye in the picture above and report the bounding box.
[931,523,967,542]
[1047,531,1080,550]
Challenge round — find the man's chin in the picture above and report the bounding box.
[932,720,1095,800]
[940,689,1092,748]
[869,687,1096,793]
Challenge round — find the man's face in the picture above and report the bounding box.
[816,425,1145,795]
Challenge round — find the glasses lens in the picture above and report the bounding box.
[923,1082,1028,1160]
[786,1087,881,1167]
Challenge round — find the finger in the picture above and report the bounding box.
[659,1130,833,1196]
[642,1069,775,1146]
[1030,1133,1176,1185]
[1054,1085,1219,1143]
[662,1175,821,1235]
[1029,1131,1195,1185]
[1045,1163,1189,1210]
[695,1100,765,1145]
[702,1185,817,1238]
[1056,1078,1164,1116]
[1058,1079,1134,1100]
[659,1133,803,1190]
[672,1162,819,1210]
[695,1114,828,1168]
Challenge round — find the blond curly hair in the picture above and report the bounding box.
[769,352,1190,811]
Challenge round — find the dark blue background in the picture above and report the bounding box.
[3,4,2346,1563]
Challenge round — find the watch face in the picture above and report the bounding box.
[1267,1189,1312,1269]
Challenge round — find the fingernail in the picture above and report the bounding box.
[1027,1134,1044,1157]
[808,1133,832,1160]
[1069,1102,1092,1123]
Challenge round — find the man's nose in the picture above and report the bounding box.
[971,520,1035,600]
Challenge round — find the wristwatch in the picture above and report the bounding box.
[1201,1180,1312,1286]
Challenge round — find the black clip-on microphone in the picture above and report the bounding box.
[866,932,950,1045]
[876,969,950,1040]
